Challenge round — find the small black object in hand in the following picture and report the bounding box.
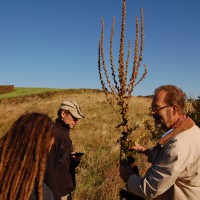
[120,189,145,200]
[71,152,84,156]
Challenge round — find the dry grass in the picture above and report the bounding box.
[0,89,154,200]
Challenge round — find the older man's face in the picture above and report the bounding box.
[150,90,174,129]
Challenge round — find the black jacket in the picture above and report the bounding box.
[44,118,79,200]
[29,183,54,200]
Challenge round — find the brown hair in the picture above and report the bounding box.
[57,108,71,118]
[154,85,186,114]
[57,108,63,118]
[0,112,54,200]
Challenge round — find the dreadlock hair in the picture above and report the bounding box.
[0,112,54,200]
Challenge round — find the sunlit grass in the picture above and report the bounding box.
[0,89,153,200]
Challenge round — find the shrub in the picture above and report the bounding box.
[188,96,200,127]
[0,85,14,94]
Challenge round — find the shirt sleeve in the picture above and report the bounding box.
[128,141,186,198]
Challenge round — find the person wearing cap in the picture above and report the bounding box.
[44,100,85,200]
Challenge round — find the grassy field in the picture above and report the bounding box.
[0,88,154,200]
[0,87,67,99]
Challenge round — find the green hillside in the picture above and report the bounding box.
[0,87,66,99]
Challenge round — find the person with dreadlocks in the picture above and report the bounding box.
[0,112,55,200]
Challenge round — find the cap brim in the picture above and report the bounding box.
[70,110,85,119]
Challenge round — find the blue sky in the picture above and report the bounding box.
[0,0,199,98]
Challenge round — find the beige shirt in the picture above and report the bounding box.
[128,118,200,200]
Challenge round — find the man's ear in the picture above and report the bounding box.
[172,104,178,115]
[61,111,69,118]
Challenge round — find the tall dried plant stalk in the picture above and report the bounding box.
[98,0,147,168]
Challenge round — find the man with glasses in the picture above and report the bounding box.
[44,100,85,200]
[120,85,200,199]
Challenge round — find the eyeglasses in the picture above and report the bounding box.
[70,113,78,121]
[149,105,171,112]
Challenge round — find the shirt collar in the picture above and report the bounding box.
[158,117,195,145]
